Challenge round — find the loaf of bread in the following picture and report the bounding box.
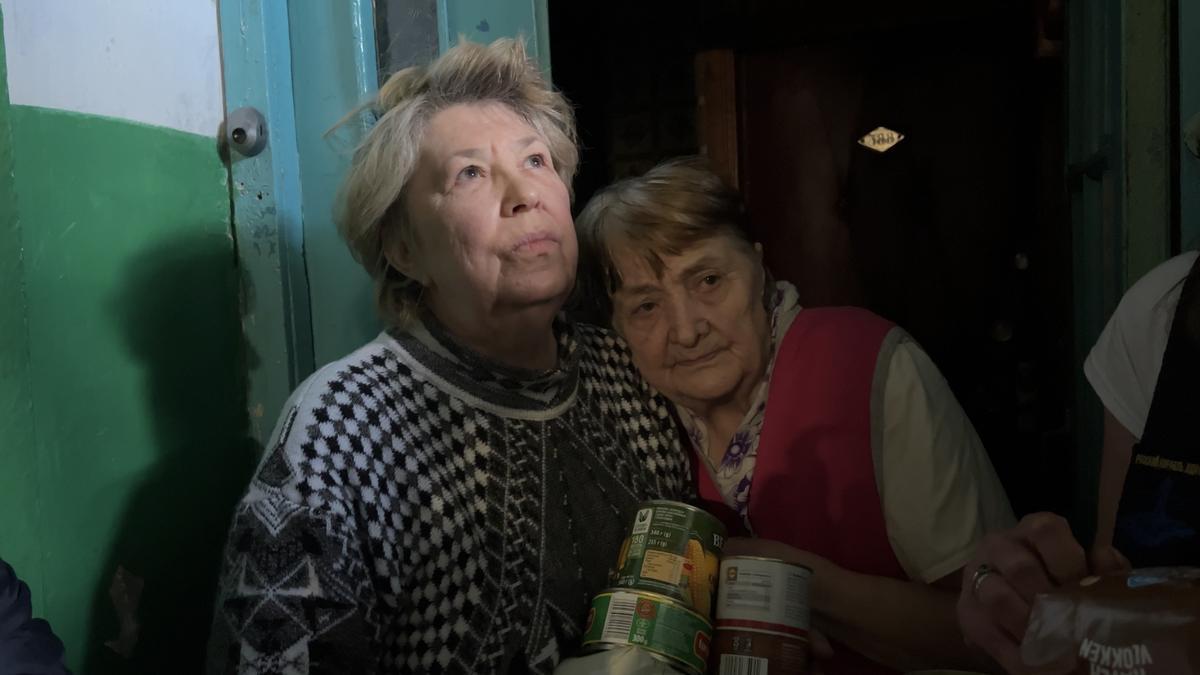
[1020,567,1200,674]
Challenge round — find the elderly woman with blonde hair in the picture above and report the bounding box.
[205,40,690,674]
[575,157,1015,674]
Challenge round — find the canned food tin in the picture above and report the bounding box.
[584,589,713,675]
[713,630,809,674]
[713,556,812,674]
[614,500,726,616]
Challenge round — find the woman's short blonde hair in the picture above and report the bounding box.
[338,38,578,328]
[574,156,753,322]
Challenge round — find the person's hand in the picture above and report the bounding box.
[1087,542,1132,577]
[955,513,1130,674]
[807,627,835,675]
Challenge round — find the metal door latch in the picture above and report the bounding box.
[226,107,268,157]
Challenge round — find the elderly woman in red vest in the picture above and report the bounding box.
[576,157,1014,674]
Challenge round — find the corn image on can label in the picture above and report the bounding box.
[614,500,726,617]
[583,589,713,675]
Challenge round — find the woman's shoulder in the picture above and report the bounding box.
[572,322,636,367]
[259,333,415,461]
[573,321,623,348]
[285,331,410,410]
[1083,251,1197,437]
[777,306,896,361]
[1116,251,1197,322]
[570,321,673,408]
[786,306,894,333]
[247,332,447,505]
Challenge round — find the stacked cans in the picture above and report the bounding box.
[582,500,727,675]
[712,556,813,673]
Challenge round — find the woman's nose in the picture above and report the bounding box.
[668,303,708,347]
[501,173,540,216]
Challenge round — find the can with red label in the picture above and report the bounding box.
[712,556,811,674]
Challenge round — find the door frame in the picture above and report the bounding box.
[220,1,380,440]
[220,0,550,440]
[1066,0,1186,538]
[220,0,318,440]
[1181,0,1200,248]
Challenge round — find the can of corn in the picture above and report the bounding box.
[613,500,726,617]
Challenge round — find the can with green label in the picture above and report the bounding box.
[613,500,726,618]
[583,589,713,675]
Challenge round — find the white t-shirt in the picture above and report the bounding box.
[874,330,1016,583]
[1084,252,1198,439]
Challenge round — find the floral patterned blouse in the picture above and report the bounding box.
[674,282,802,530]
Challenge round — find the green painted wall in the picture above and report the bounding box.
[0,5,46,624]
[2,104,254,672]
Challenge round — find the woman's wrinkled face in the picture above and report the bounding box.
[396,102,576,319]
[611,235,771,413]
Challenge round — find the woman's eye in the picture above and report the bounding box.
[526,154,547,168]
[457,165,482,181]
[633,302,657,316]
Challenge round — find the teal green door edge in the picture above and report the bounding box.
[289,0,383,366]
[1181,0,1200,249]
[438,0,552,76]
[220,0,314,439]
[1067,0,1125,542]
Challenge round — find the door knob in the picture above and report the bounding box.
[226,107,268,158]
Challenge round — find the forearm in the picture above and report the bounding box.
[1093,408,1136,549]
[812,563,991,672]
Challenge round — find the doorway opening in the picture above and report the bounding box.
[551,0,1072,518]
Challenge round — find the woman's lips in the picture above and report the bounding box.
[673,349,721,368]
[511,231,558,252]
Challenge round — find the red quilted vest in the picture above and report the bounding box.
[694,307,906,675]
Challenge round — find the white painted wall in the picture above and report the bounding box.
[0,0,223,137]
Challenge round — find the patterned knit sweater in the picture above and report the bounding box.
[206,319,691,674]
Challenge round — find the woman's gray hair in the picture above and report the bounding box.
[337,38,578,328]
[574,156,758,323]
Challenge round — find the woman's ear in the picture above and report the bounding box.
[754,242,768,286]
[382,225,425,285]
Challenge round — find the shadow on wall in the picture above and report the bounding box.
[85,231,259,674]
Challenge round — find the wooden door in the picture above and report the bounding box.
[696,10,1074,516]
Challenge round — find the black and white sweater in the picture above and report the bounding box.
[206,319,691,674]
